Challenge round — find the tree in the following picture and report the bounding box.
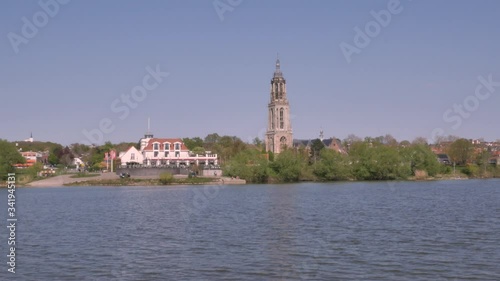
[252,137,263,150]
[270,149,307,182]
[400,144,440,176]
[412,137,428,145]
[183,137,204,150]
[310,138,325,163]
[192,146,205,155]
[399,140,411,147]
[70,143,91,156]
[383,134,398,146]
[344,134,362,144]
[313,149,351,181]
[204,133,221,145]
[224,149,269,183]
[0,140,24,179]
[447,138,473,165]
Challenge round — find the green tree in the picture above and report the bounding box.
[349,142,410,180]
[192,146,206,155]
[183,137,204,150]
[313,149,351,181]
[310,138,325,163]
[224,149,269,183]
[0,140,25,179]
[400,144,440,176]
[270,149,308,182]
[447,138,473,165]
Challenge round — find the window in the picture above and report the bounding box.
[271,109,275,129]
[175,143,180,150]
[280,136,287,149]
[175,151,180,157]
[164,143,170,151]
[154,151,159,157]
[164,151,169,157]
[153,143,159,150]
[131,153,135,160]
[279,108,284,129]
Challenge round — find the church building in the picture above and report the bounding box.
[265,57,293,154]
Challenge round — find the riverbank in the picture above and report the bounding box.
[4,171,497,188]
[18,173,246,187]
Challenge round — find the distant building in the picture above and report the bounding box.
[24,132,34,143]
[73,157,85,167]
[119,133,218,167]
[118,146,143,167]
[265,56,293,154]
[14,151,48,168]
[293,136,347,154]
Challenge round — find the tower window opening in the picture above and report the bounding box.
[279,108,284,129]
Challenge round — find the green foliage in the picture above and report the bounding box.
[191,146,206,155]
[0,140,25,180]
[348,142,411,180]
[447,138,473,165]
[205,134,247,164]
[461,165,479,177]
[159,172,174,185]
[224,149,269,183]
[270,149,308,182]
[313,149,351,181]
[400,144,440,176]
[267,151,274,162]
[183,137,204,150]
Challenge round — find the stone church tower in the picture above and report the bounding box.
[265,57,293,154]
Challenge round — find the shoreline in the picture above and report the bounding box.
[4,174,499,188]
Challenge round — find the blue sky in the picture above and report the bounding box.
[1,0,499,145]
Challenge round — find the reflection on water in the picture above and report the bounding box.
[0,180,499,280]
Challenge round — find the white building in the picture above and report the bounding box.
[118,146,144,167]
[119,134,217,167]
[73,157,85,167]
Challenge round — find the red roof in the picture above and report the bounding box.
[143,138,188,151]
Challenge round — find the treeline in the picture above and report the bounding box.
[3,134,498,182]
[224,140,448,183]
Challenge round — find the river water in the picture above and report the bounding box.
[1,180,499,280]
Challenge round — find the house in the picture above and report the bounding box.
[14,151,48,168]
[118,146,144,167]
[293,137,347,154]
[322,138,347,154]
[72,157,85,168]
[119,133,218,168]
[437,154,451,165]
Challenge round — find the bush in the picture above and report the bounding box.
[461,165,479,177]
[159,172,174,185]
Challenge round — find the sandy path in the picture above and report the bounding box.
[27,173,119,187]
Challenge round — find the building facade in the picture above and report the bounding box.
[119,134,218,167]
[265,57,293,154]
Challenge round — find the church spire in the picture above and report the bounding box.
[266,56,293,154]
[274,53,282,78]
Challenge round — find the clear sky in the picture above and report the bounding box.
[1,0,499,145]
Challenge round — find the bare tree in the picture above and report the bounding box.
[344,134,362,144]
[383,134,398,146]
[412,137,428,145]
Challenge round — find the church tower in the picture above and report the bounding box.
[265,56,293,154]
